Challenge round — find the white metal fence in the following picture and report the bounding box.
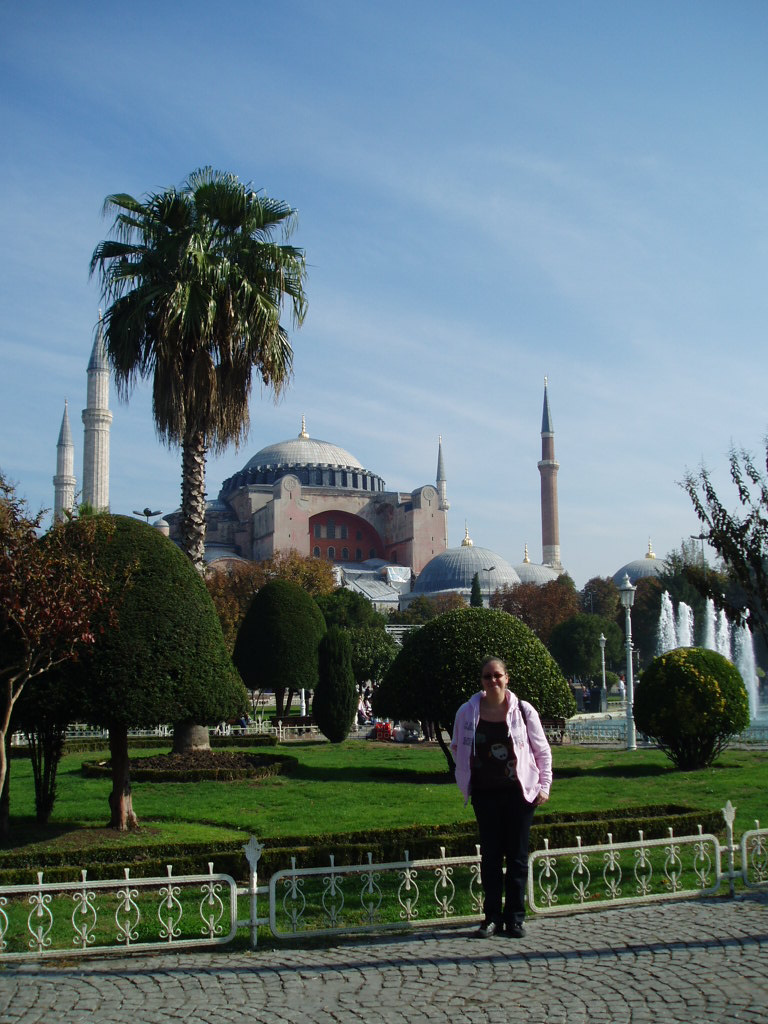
[1,801,766,960]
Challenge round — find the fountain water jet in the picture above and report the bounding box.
[703,598,716,651]
[676,602,694,648]
[715,609,732,659]
[657,592,678,655]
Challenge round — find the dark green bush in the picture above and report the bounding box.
[69,515,248,729]
[313,627,357,743]
[233,580,326,716]
[634,647,750,769]
[374,608,577,749]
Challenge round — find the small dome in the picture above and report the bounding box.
[414,528,520,596]
[612,539,663,586]
[513,543,560,585]
[514,561,560,585]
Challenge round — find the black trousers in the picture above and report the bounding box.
[471,785,536,926]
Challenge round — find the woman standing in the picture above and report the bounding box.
[451,657,552,938]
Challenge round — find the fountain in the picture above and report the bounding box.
[658,592,765,723]
[656,591,694,654]
[656,592,678,655]
[733,621,760,720]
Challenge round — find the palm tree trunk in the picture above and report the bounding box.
[177,429,211,751]
[181,429,208,574]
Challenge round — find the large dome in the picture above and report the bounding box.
[242,431,364,473]
[219,420,386,499]
[413,527,521,597]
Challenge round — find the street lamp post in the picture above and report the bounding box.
[618,573,637,751]
[483,566,496,608]
[598,632,607,713]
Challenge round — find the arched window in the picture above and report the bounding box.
[356,548,362,561]
[327,546,336,560]
[369,548,376,559]
[342,547,349,560]
[313,546,320,557]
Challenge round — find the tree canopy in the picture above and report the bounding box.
[206,552,334,651]
[548,614,624,681]
[684,444,768,647]
[0,476,109,809]
[233,579,326,716]
[60,515,247,828]
[580,576,620,619]
[374,608,576,771]
[493,576,580,646]
[388,593,466,624]
[316,588,386,629]
[348,626,399,688]
[90,168,307,571]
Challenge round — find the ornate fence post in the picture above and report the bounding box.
[722,800,737,898]
[244,837,264,949]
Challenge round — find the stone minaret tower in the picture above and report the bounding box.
[53,400,76,521]
[538,378,562,569]
[436,435,450,547]
[81,316,112,511]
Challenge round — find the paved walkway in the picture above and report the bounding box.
[1,894,767,1023]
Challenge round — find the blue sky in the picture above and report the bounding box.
[2,1,767,588]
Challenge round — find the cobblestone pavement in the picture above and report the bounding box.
[1,894,767,1024]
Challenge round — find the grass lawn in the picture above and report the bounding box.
[3,740,767,861]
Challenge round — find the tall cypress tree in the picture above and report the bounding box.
[470,572,484,607]
[313,627,357,743]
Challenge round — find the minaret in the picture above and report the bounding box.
[436,435,449,548]
[53,400,76,521]
[81,315,112,511]
[538,377,562,569]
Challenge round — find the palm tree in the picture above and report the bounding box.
[90,167,307,572]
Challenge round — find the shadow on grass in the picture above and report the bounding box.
[287,762,672,784]
[555,763,671,779]
[288,763,454,785]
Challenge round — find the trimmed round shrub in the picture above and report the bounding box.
[70,515,247,727]
[313,626,357,743]
[633,647,749,769]
[373,608,576,740]
[233,579,327,698]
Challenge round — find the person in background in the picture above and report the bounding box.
[451,656,552,939]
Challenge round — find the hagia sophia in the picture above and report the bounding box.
[53,325,664,607]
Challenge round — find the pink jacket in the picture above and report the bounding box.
[450,690,553,805]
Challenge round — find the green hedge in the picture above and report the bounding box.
[0,804,716,885]
[80,752,298,783]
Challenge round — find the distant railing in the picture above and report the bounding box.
[566,717,768,746]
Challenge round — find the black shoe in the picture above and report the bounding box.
[505,921,525,938]
[474,920,500,938]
